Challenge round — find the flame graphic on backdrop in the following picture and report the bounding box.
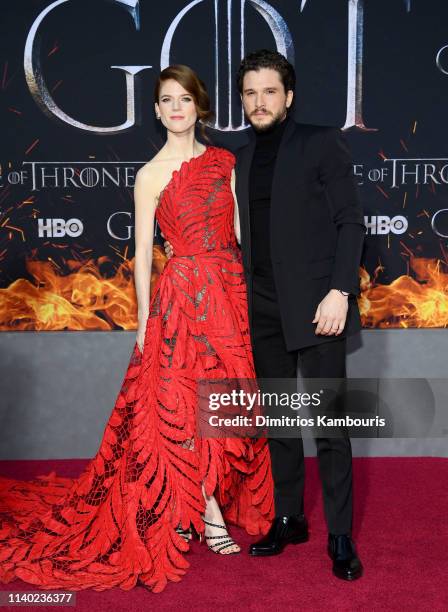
[0,247,166,331]
[0,252,447,330]
[359,257,448,328]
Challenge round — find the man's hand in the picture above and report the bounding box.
[312,289,349,335]
[163,237,174,259]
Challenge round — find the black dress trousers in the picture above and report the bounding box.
[250,274,353,535]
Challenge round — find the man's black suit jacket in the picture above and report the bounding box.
[234,116,366,351]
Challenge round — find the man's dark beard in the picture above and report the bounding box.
[250,111,286,134]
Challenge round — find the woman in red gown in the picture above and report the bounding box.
[0,65,273,593]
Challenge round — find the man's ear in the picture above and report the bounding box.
[286,89,294,108]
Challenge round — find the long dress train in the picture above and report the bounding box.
[0,145,274,593]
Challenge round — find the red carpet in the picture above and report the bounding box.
[1,457,447,611]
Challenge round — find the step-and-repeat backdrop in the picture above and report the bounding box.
[1,0,447,331]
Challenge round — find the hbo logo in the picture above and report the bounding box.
[38,218,83,238]
[364,215,408,235]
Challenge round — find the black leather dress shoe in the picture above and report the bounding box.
[327,534,363,580]
[249,515,309,556]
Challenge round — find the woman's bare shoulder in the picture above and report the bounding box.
[137,152,163,177]
[135,150,171,193]
[138,148,181,179]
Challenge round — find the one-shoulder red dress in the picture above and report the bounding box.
[0,145,274,593]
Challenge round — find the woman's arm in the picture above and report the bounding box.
[133,165,158,327]
[230,168,241,244]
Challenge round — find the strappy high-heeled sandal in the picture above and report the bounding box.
[175,524,193,543]
[202,519,241,554]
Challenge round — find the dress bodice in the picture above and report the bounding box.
[155,146,237,256]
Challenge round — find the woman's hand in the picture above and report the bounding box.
[136,318,147,354]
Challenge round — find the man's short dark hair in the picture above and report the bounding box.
[236,49,296,96]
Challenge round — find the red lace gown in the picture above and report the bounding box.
[0,145,274,593]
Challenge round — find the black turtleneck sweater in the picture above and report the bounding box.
[249,113,290,278]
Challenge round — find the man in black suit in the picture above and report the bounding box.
[233,49,365,581]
